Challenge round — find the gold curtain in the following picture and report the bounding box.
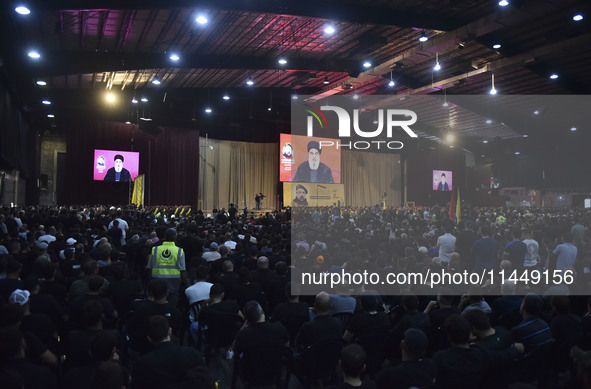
[199,138,278,211]
[342,150,402,207]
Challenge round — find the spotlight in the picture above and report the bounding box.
[492,44,501,49]
[533,110,539,115]
[267,107,272,111]
[483,140,489,144]
[28,51,40,59]
[141,97,148,102]
[499,0,509,6]
[169,53,180,61]
[323,77,330,85]
[41,100,51,105]
[515,151,520,155]
[388,80,395,87]
[433,52,441,71]
[47,114,55,118]
[15,6,30,15]
[196,15,208,24]
[204,107,212,113]
[105,93,116,103]
[573,14,583,21]
[152,78,161,85]
[571,127,577,132]
[363,61,372,68]
[324,25,335,35]
[549,73,558,80]
[222,94,230,101]
[291,94,298,100]
[125,121,132,125]
[278,58,287,65]
[246,79,254,86]
[131,98,138,104]
[419,34,428,42]
[486,119,492,124]
[446,134,454,142]
[36,80,47,86]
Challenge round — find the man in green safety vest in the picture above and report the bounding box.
[146,228,188,306]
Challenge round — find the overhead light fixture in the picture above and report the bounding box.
[41,100,51,105]
[278,58,287,65]
[47,114,55,118]
[523,134,528,138]
[514,151,520,155]
[204,107,212,113]
[489,74,497,95]
[549,73,559,80]
[246,78,254,86]
[28,50,40,59]
[152,78,161,85]
[15,6,31,15]
[291,94,298,100]
[139,117,152,122]
[323,77,330,85]
[222,94,230,101]
[533,110,539,115]
[141,97,148,102]
[446,134,454,143]
[486,119,492,124]
[499,0,509,6]
[571,127,577,132]
[352,94,359,100]
[324,25,336,35]
[363,61,372,68]
[492,44,501,49]
[169,53,180,61]
[267,107,272,111]
[131,97,138,104]
[433,52,441,71]
[36,80,47,86]
[125,121,132,125]
[450,145,455,148]
[573,14,583,21]
[388,71,395,87]
[105,93,116,103]
[419,34,428,42]
[196,15,208,24]
[483,140,489,144]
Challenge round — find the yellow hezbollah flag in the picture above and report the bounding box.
[455,188,461,224]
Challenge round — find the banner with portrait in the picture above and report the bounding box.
[283,182,345,207]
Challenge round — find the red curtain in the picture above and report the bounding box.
[65,121,199,206]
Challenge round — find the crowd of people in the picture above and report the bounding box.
[0,203,591,389]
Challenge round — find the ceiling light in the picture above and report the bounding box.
[523,134,528,138]
[291,94,298,100]
[446,134,454,142]
[28,51,40,59]
[204,107,212,113]
[388,80,395,87]
[222,94,230,101]
[533,110,539,115]
[125,121,132,125]
[36,80,47,86]
[324,25,336,35]
[450,145,455,148]
[549,73,558,80]
[323,77,330,85]
[41,100,51,105]
[515,151,520,155]
[246,78,254,86]
[267,107,272,111]
[105,93,116,103]
[442,101,449,107]
[278,58,287,65]
[196,15,208,24]
[498,0,509,6]
[483,140,488,144]
[419,34,428,42]
[573,14,583,22]
[141,97,148,102]
[169,53,180,61]
[481,154,485,157]
[363,61,372,68]
[433,52,441,71]
[15,6,30,15]
[492,44,501,49]
[47,114,55,118]
[352,94,359,100]
[571,127,577,132]
[486,119,492,124]
[152,78,161,85]
[489,74,497,95]
[131,98,138,104]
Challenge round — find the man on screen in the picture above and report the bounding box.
[437,173,450,191]
[293,141,334,183]
[292,184,309,206]
[104,154,132,182]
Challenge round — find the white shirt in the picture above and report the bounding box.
[202,251,221,262]
[185,281,213,305]
[38,235,57,244]
[224,240,237,250]
[437,233,456,263]
[522,239,540,267]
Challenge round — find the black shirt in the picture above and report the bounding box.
[296,314,342,349]
[347,312,390,338]
[234,321,289,354]
[127,300,183,353]
[376,359,436,389]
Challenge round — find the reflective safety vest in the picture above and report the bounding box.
[151,242,183,278]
